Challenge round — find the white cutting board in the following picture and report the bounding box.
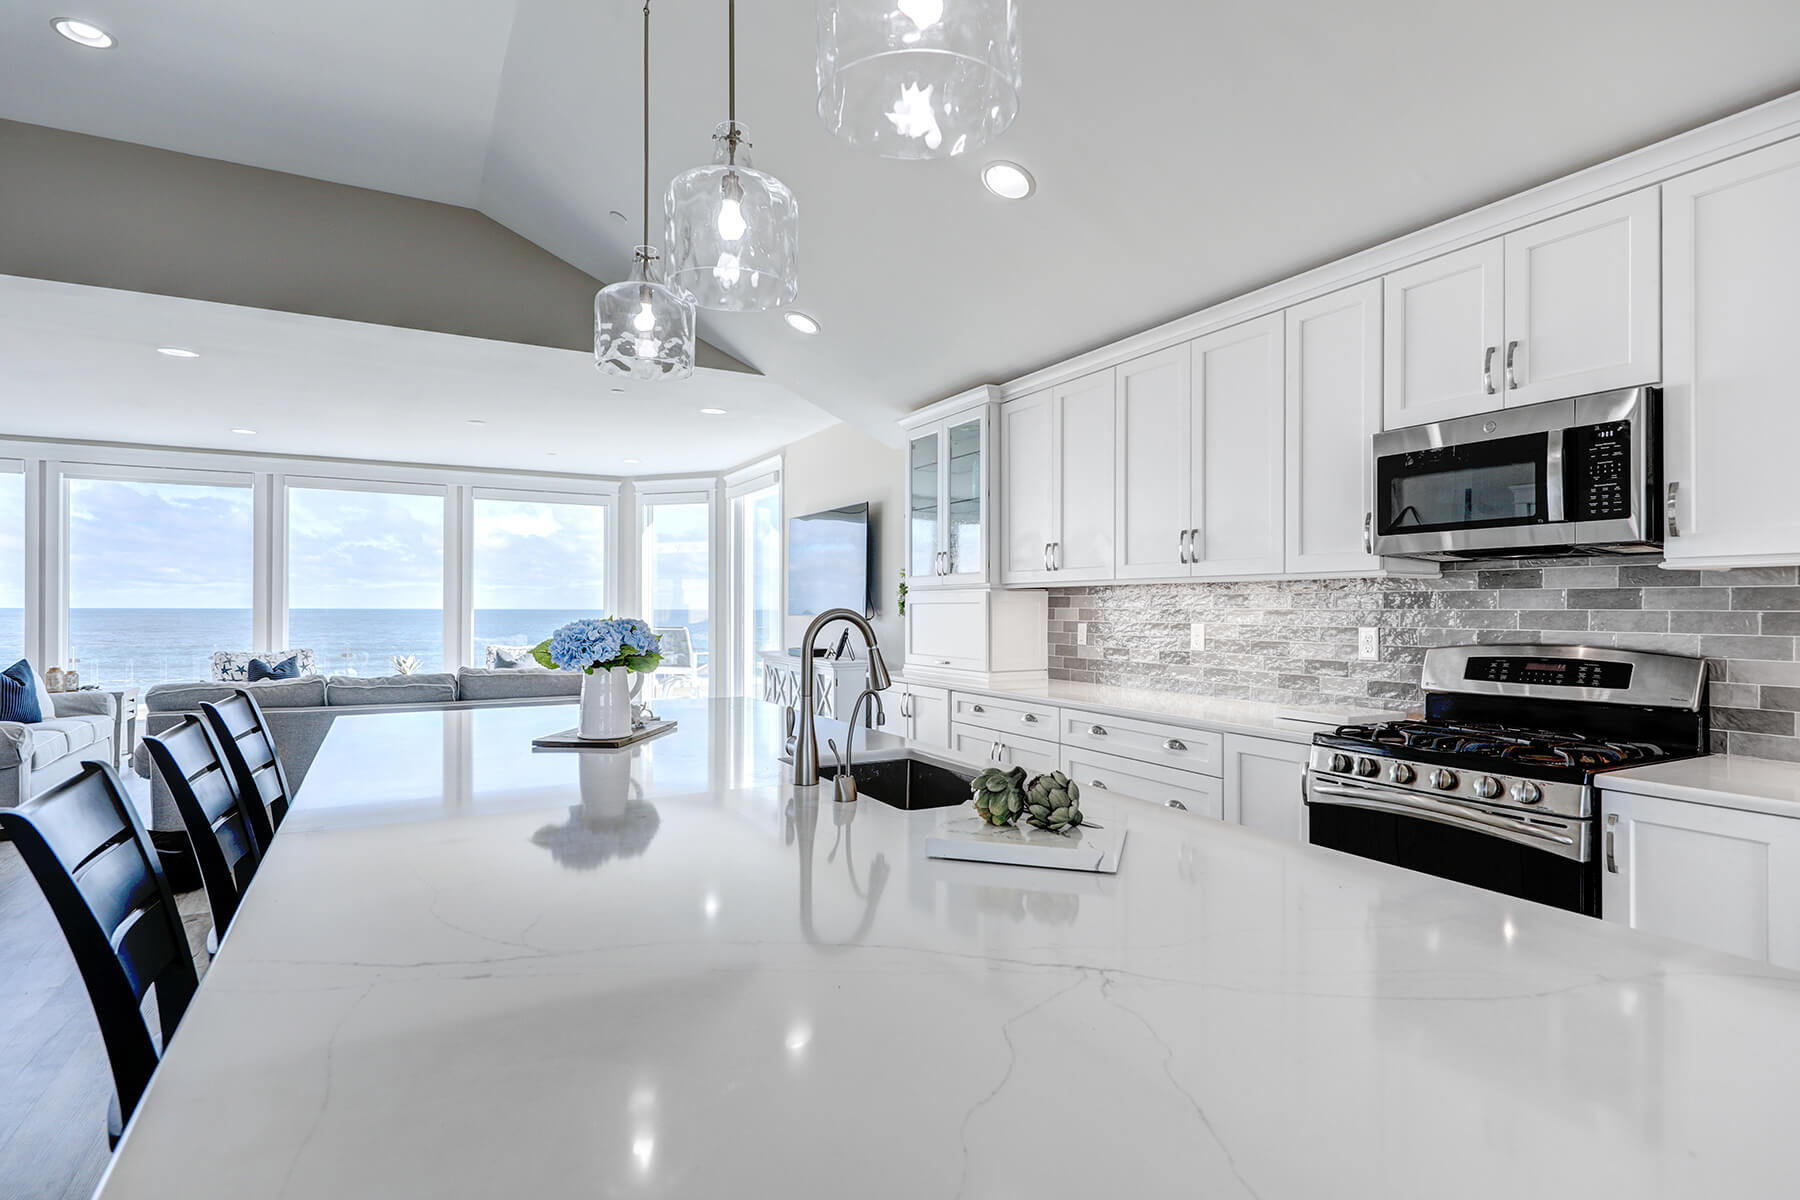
[926,809,1127,874]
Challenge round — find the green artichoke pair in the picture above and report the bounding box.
[969,767,1085,834]
[972,766,1028,826]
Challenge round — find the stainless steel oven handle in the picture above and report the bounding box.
[1307,779,1586,861]
[1544,428,1566,523]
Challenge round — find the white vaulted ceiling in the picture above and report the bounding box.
[5,1,1800,443]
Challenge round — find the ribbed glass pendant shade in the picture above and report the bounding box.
[816,0,1021,158]
[594,246,696,380]
[665,122,799,312]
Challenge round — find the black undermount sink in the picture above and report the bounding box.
[820,754,974,811]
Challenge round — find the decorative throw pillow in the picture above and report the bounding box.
[0,659,44,724]
[492,646,546,670]
[248,655,301,681]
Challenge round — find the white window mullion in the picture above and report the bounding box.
[446,483,472,672]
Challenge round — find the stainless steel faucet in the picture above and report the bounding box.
[794,607,892,786]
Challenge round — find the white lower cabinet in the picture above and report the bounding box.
[1059,745,1223,820]
[894,682,950,750]
[1600,790,1800,969]
[950,723,1060,776]
[1223,734,1311,843]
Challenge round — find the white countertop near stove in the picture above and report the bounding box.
[95,699,1800,1199]
[896,675,1401,743]
[1604,754,1800,819]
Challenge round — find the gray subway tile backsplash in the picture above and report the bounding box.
[1046,558,1800,764]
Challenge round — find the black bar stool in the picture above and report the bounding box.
[145,716,263,953]
[0,761,199,1142]
[201,689,295,851]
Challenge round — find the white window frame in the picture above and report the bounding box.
[634,477,722,696]
[0,459,29,667]
[724,457,783,697]
[466,485,620,665]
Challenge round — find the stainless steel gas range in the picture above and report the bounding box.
[1304,644,1709,916]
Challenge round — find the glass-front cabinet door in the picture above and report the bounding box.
[943,415,985,580]
[908,429,941,581]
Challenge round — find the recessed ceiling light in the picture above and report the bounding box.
[52,18,114,48]
[623,458,642,465]
[981,160,1035,200]
[610,387,625,394]
[155,346,199,358]
[546,451,559,456]
[783,311,821,335]
[700,407,728,415]
[230,428,256,436]
[466,418,486,425]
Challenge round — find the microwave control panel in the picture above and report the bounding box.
[1570,421,1632,521]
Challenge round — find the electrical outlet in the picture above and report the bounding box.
[1077,622,1088,646]
[1190,622,1206,653]
[1357,627,1381,661]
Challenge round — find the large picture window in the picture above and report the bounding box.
[288,484,445,676]
[728,478,781,696]
[640,490,713,698]
[471,494,611,665]
[0,466,23,667]
[66,474,254,686]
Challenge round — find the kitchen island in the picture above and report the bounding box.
[95,699,1799,1198]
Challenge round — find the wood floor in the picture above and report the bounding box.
[0,840,213,1200]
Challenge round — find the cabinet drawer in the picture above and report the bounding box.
[1059,709,1223,776]
[951,692,1059,738]
[1060,746,1223,820]
[950,723,1060,776]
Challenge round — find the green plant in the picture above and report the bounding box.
[897,569,908,616]
[1024,771,1085,833]
[391,655,419,675]
[971,765,1028,826]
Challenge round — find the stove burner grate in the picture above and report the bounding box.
[1331,719,1668,770]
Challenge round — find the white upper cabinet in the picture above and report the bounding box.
[1284,281,1383,574]
[998,372,1116,586]
[1382,240,1505,429]
[999,390,1055,584]
[905,400,992,589]
[1501,190,1660,407]
[1113,346,1192,580]
[1662,137,1800,567]
[1190,314,1286,577]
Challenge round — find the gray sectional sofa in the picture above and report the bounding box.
[0,689,118,812]
[134,667,580,884]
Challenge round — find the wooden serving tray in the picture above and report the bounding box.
[531,719,679,750]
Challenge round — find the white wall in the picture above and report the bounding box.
[780,423,904,657]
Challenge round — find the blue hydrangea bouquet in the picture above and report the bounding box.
[532,618,663,675]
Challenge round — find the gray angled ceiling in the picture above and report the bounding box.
[5,0,1800,444]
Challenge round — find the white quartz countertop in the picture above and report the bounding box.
[96,700,1800,1199]
[1605,754,1800,818]
[897,675,1400,743]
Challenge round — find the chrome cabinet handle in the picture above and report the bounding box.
[1606,814,1619,874]
[1163,738,1187,752]
[1666,481,1681,538]
[1363,512,1374,554]
[1021,713,1039,724]
[1165,799,1189,811]
[1052,542,1060,570]
[1505,340,1520,390]
[1178,529,1190,565]
[1089,724,1107,736]
[971,703,986,713]
[1089,779,1108,789]
[1483,346,1497,395]
[1189,529,1202,563]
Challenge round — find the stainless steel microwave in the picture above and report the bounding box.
[1370,388,1661,561]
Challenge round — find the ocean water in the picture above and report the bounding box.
[0,609,710,687]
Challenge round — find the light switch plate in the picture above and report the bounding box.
[1078,623,1088,645]
[1357,627,1380,661]
[1190,623,1206,653]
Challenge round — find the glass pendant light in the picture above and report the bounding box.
[664,0,799,311]
[816,0,1021,159]
[596,1,696,380]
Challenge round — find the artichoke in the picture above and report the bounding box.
[1024,771,1085,834]
[971,765,1028,827]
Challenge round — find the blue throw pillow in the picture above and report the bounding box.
[0,659,43,723]
[248,655,301,682]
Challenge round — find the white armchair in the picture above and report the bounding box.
[0,690,117,812]
[650,627,708,698]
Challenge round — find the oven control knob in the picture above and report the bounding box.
[1429,768,1459,790]
[1388,763,1416,785]
[1473,776,1502,799]
[1329,753,1353,775]
[1356,757,1381,778]
[1510,781,1543,806]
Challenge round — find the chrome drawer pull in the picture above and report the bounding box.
[1666,481,1681,539]
[971,704,986,713]
[1089,724,1107,736]
[1165,799,1188,811]
[1163,738,1187,752]
[1021,713,1038,724]
[1089,779,1108,789]
[1605,814,1619,874]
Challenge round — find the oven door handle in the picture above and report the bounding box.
[1306,778,1588,862]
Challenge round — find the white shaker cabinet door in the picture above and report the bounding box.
[999,390,1055,585]
[1284,280,1384,575]
[1382,240,1505,429]
[1113,345,1193,580]
[1190,314,1286,579]
[1223,734,1311,843]
[1601,790,1800,969]
[1501,188,1660,409]
[1662,137,1800,567]
[1053,370,1117,581]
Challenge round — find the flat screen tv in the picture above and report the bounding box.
[788,503,872,619]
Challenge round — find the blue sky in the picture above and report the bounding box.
[0,479,615,610]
